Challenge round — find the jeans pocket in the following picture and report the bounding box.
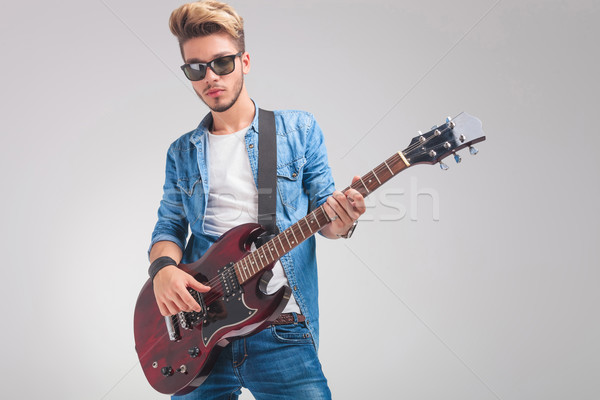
[271,323,313,345]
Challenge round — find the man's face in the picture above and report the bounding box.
[182,32,249,113]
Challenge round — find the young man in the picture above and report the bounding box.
[148,1,365,398]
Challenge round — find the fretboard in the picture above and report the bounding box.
[234,151,410,284]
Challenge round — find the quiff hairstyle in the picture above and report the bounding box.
[169,0,245,59]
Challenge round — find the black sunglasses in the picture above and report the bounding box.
[180,52,243,81]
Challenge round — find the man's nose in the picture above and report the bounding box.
[204,66,220,81]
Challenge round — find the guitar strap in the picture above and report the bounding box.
[257,108,279,242]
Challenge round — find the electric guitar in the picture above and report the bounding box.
[134,112,486,395]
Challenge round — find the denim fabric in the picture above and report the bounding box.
[172,314,331,399]
[150,103,335,348]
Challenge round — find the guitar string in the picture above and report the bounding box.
[179,155,417,311]
[183,208,329,309]
[183,156,408,307]
[188,122,453,292]
[194,204,331,294]
[175,123,458,315]
[197,216,323,305]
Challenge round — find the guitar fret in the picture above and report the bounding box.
[321,206,332,223]
[271,241,280,258]
[372,169,382,184]
[277,236,285,253]
[298,222,306,239]
[384,160,394,175]
[247,255,254,274]
[304,216,314,234]
[246,258,253,278]
[265,242,274,261]
[252,251,262,269]
[240,259,248,280]
[234,263,241,282]
[313,213,322,229]
[359,176,370,193]
[323,208,331,224]
[284,231,292,248]
[290,227,298,244]
[243,257,249,275]
[247,257,252,276]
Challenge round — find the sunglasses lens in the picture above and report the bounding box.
[181,54,239,81]
[183,64,206,81]
[212,56,236,75]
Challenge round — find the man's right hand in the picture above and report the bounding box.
[152,265,211,316]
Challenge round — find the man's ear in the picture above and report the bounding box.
[241,52,251,74]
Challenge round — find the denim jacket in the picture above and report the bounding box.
[150,105,335,348]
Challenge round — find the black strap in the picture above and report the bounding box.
[257,108,278,236]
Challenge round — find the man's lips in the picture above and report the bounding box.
[206,88,224,98]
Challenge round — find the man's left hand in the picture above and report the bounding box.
[321,176,366,238]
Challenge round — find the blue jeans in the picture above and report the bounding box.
[173,315,331,399]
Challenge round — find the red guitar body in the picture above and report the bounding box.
[133,223,291,395]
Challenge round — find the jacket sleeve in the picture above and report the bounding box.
[302,115,335,212]
[148,146,189,258]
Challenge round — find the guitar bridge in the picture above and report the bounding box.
[165,288,207,340]
[178,289,207,330]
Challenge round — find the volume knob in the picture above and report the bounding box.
[161,366,173,377]
[188,346,200,358]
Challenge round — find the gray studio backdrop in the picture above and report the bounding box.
[1,0,598,399]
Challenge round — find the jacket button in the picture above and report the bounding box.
[293,285,298,291]
[249,144,254,149]
[292,172,297,178]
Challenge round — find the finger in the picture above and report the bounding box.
[328,193,353,225]
[188,277,211,293]
[176,288,202,313]
[322,201,338,222]
[351,175,361,184]
[158,301,170,317]
[344,189,366,216]
[163,299,180,316]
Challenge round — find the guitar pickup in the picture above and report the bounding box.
[218,262,241,298]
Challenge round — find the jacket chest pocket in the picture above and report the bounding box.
[177,174,205,225]
[277,157,306,211]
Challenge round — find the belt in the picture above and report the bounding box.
[271,313,305,325]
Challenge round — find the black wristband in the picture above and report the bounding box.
[148,256,178,280]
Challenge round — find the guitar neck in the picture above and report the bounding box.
[340,151,411,197]
[234,151,410,284]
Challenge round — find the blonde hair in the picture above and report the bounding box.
[169,0,245,55]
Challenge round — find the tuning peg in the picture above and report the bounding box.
[469,146,479,155]
[454,153,462,163]
[445,116,452,123]
[439,161,449,170]
[431,124,438,130]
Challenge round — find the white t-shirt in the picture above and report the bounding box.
[205,127,300,314]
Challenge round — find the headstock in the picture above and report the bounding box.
[402,112,486,169]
